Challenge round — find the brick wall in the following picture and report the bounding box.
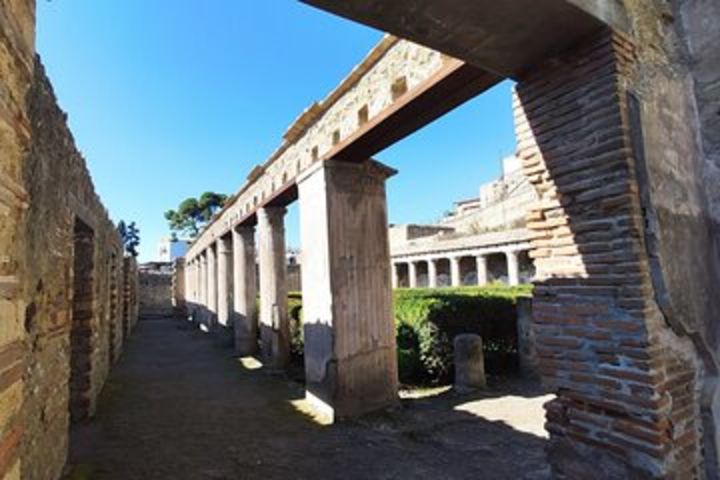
[515,29,703,478]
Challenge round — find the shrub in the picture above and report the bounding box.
[393,286,530,383]
[258,285,532,384]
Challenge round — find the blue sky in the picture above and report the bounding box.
[36,1,516,262]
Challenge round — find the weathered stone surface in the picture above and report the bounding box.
[232,226,258,355]
[516,297,539,379]
[15,58,139,480]
[454,334,486,392]
[298,159,398,420]
[138,267,174,318]
[257,206,289,370]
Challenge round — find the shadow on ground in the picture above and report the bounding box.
[64,316,551,480]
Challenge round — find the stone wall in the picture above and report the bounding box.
[0,2,139,478]
[139,269,174,318]
[18,59,140,480]
[0,1,35,478]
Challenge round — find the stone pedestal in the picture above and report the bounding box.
[258,206,289,369]
[233,225,258,355]
[298,159,399,421]
[476,255,488,286]
[516,297,539,378]
[506,250,519,286]
[454,334,486,392]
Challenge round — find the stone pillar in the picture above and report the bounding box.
[450,256,461,287]
[257,206,289,369]
[506,250,519,286]
[391,263,399,289]
[298,159,399,421]
[408,261,418,288]
[207,245,218,327]
[233,225,258,355]
[427,258,437,288]
[200,252,208,322]
[174,257,186,315]
[217,236,232,330]
[476,254,488,286]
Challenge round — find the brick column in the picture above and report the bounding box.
[297,159,399,421]
[428,259,437,288]
[233,225,258,355]
[408,261,418,288]
[449,256,461,287]
[257,206,289,369]
[515,30,703,478]
[475,255,488,286]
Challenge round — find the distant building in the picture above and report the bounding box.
[389,155,538,288]
[157,237,190,262]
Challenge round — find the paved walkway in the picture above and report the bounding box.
[66,316,551,480]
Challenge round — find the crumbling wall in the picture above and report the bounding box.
[0,1,37,479]
[15,58,139,480]
[139,269,174,318]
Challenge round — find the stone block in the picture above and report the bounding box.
[453,334,486,392]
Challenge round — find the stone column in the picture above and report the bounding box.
[391,263,399,289]
[233,225,258,355]
[427,258,437,288]
[298,159,399,421]
[257,206,289,369]
[200,252,208,322]
[476,254,488,286]
[450,256,461,287]
[506,250,519,286]
[408,261,418,288]
[207,244,218,327]
[217,236,232,330]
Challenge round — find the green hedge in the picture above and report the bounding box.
[393,285,531,383]
[267,285,532,384]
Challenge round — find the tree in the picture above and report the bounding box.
[117,220,140,257]
[164,191,228,238]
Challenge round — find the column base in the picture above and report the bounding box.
[234,335,258,356]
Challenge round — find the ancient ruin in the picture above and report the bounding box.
[1,0,719,478]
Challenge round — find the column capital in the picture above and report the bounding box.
[217,235,232,254]
[234,224,255,238]
[258,206,287,225]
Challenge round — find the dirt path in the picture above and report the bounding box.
[66,316,551,480]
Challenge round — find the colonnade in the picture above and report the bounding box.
[393,249,523,288]
[183,159,399,421]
